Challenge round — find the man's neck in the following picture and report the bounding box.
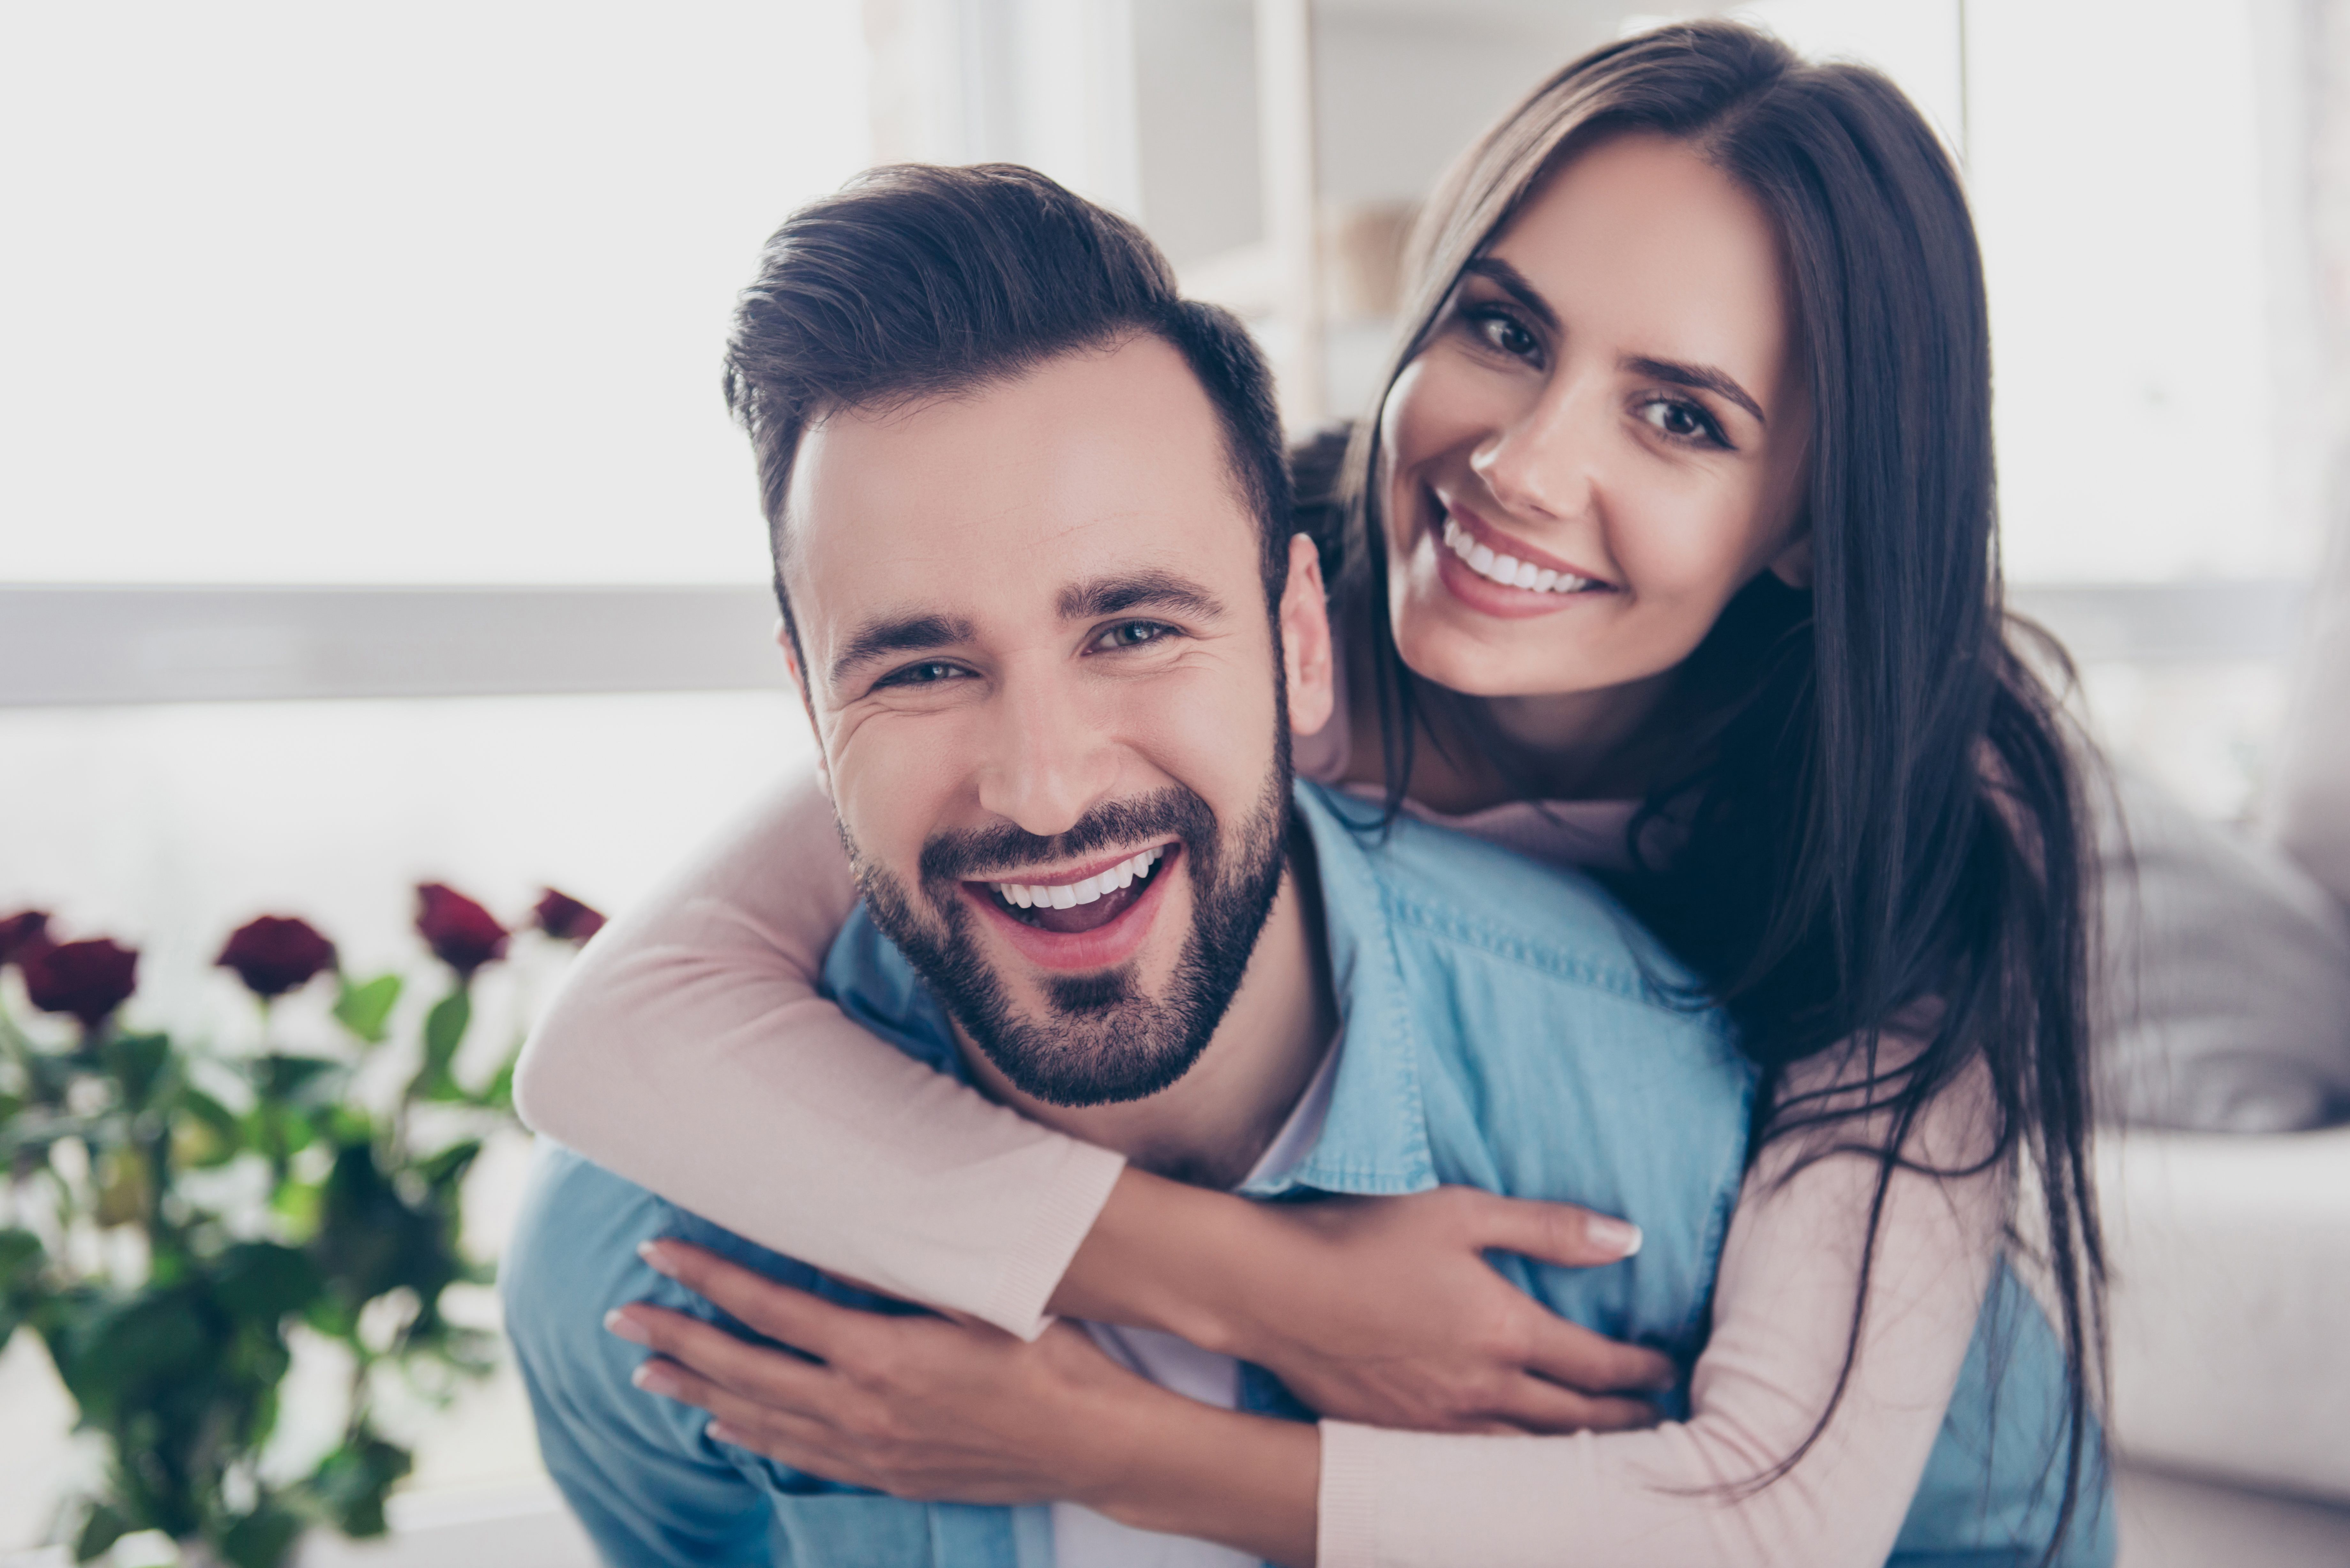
[955,836,1337,1191]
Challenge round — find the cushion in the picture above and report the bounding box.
[2268,531,2350,906]
[2102,1125,2350,1504]
[2093,768,2350,1132]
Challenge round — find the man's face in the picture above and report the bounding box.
[780,335,1330,1107]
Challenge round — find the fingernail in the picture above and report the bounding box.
[1588,1217,1642,1257]
[632,1361,679,1396]
[603,1308,651,1346]
[708,1421,742,1446]
[638,1239,678,1277]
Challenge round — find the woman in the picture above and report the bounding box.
[517,20,2107,1566]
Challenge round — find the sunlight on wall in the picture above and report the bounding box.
[0,2,869,586]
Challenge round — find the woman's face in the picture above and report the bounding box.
[1380,132,1813,703]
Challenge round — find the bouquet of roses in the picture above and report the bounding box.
[0,884,603,1568]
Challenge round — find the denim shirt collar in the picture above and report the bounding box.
[821,781,1444,1200]
[1234,783,1436,1201]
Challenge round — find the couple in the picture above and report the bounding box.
[505,22,2111,1568]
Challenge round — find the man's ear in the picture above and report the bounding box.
[1279,533,1336,738]
[776,620,832,794]
[1767,530,1813,590]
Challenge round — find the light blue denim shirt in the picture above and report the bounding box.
[505,781,2109,1567]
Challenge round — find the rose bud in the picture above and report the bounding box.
[415,883,509,979]
[0,910,51,968]
[533,889,607,945]
[21,937,139,1028]
[216,915,338,999]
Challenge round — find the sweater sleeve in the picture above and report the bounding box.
[509,770,1126,1339]
[1316,1048,2006,1568]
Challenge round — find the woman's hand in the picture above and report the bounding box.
[1052,1174,1677,1433]
[611,1239,1321,1566]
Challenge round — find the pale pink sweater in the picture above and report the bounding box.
[513,750,2005,1567]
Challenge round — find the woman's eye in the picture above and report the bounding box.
[876,660,970,689]
[1470,307,1540,362]
[1637,398,1727,446]
[1091,621,1177,652]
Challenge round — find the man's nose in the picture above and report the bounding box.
[1469,378,1600,524]
[973,674,1121,838]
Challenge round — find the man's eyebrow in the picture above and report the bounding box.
[828,612,976,686]
[1460,256,1560,331]
[1056,571,1228,623]
[1621,355,1768,426]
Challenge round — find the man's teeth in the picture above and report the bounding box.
[992,846,1167,911]
[1441,516,1596,594]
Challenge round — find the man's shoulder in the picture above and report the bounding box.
[1295,782,1717,1023]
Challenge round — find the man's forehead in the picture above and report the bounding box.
[782,336,1256,640]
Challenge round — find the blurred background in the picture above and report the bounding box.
[0,0,2340,1563]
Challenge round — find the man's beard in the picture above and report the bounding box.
[849,756,1292,1108]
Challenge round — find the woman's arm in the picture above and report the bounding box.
[517,770,1676,1414]
[617,1047,2005,1568]
[512,770,1126,1335]
[1311,1053,2005,1567]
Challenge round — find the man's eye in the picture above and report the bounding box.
[875,660,971,689]
[1090,621,1178,652]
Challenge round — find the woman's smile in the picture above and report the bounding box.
[1428,494,1618,620]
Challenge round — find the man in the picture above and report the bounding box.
[501,164,1753,1566]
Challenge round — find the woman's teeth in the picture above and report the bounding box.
[1442,516,1598,594]
[992,846,1166,911]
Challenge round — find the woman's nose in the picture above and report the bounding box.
[1468,384,1597,523]
[973,674,1121,839]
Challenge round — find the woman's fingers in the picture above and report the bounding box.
[639,1238,859,1361]
[1520,1312,1680,1393]
[607,1303,833,1409]
[631,1354,867,1480]
[1494,1374,1665,1435]
[1457,1189,1644,1269]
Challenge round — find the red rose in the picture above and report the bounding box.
[21,937,139,1027]
[534,889,607,945]
[0,910,50,968]
[415,884,508,978]
[216,915,338,999]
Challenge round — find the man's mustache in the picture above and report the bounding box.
[917,788,1217,886]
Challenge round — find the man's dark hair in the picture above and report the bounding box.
[723,163,1292,648]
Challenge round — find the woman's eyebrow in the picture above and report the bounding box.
[1460,257,1559,330]
[1466,259,1768,426]
[1621,354,1767,426]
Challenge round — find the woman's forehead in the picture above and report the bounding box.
[1487,133,1793,375]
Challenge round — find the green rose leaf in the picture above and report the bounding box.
[72,1501,130,1563]
[0,1228,46,1349]
[219,1499,306,1568]
[414,1139,481,1198]
[214,1241,325,1322]
[414,989,470,1101]
[306,1429,414,1538]
[174,1086,246,1168]
[332,974,403,1046]
[254,1053,347,1106]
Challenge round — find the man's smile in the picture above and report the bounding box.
[962,842,1183,969]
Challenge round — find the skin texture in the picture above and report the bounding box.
[618,135,1818,1562]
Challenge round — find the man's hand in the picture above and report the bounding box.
[608,1238,1322,1566]
[1055,1175,1678,1434]
[609,1239,1148,1507]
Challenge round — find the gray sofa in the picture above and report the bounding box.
[2099,525,2350,1564]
